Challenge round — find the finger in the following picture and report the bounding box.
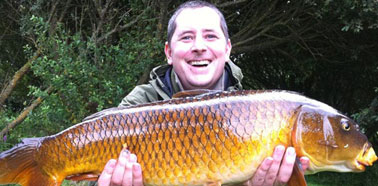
[250,157,273,186]
[242,179,251,186]
[98,159,117,186]
[264,145,285,186]
[299,157,310,171]
[111,149,130,186]
[122,153,137,186]
[133,163,143,186]
[276,147,296,183]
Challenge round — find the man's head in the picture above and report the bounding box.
[167,1,229,45]
[165,1,232,90]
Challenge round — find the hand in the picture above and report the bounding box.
[98,149,143,186]
[245,145,310,186]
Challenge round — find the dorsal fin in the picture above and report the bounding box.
[82,90,219,122]
[82,107,124,122]
[172,89,221,98]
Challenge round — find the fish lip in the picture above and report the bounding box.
[357,160,369,167]
[355,161,366,171]
[355,143,377,171]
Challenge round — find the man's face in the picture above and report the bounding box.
[165,7,232,90]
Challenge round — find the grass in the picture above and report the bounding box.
[306,164,378,186]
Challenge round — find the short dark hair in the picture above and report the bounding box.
[167,0,229,45]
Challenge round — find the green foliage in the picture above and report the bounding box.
[306,164,378,186]
[21,17,161,136]
[0,111,18,151]
[1,0,163,146]
[352,89,378,149]
[0,0,377,185]
[309,0,378,32]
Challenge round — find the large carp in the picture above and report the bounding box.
[0,90,376,186]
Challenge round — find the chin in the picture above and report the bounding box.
[188,82,213,89]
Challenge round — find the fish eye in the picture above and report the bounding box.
[341,120,351,131]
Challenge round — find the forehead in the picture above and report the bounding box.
[175,7,222,32]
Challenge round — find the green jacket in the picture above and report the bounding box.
[119,61,243,107]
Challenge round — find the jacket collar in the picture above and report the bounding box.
[150,61,243,98]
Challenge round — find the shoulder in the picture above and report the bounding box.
[226,61,244,90]
[118,84,160,107]
[119,64,173,106]
[227,61,244,80]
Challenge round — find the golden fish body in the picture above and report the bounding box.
[0,90,376,186]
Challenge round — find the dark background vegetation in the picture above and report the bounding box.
[0,0,377,185]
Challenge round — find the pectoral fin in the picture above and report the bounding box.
[203,180,222,186]
[287,162,307,186]
[65,173,99,181]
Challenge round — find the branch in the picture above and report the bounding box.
[233,40,282,54]
[217,0,248,8]
[91,0,112,41]
[47,0,60,24]
[231,0,278,40]
[0,86,53,140]
[96,8,149,43]
[156,0,171,40]
[0,49,41,109]
[58,0,73,23]
[136,0,169,85]
[232,21,283,48]
[4,0,21,19]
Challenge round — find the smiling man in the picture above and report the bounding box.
[165,6,231,90]
[97,1,309,186]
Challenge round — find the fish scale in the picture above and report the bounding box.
[0,90,376,186]
[42,92,282,185]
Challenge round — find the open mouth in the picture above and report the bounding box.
[355,144,377,170]
[355,160,367,171]
[357,160,369,167]
[188,60,210,67]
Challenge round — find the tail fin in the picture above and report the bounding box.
[0,137,62,186]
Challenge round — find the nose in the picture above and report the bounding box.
[192,37,206,53]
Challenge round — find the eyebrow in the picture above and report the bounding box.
[203,29,217,32]
[178,29,217,35]
[178,30,194,36]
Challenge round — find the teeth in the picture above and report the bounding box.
[189,60,210,66]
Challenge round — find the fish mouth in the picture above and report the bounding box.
[188,60,211,67]
[355,143,377,171]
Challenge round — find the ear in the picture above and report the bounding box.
[165,41,173,65]
[225,39,232,62]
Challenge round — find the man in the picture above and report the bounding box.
[97,1,309,186]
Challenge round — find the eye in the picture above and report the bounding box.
[341,120,351,131]
[205,34,217,39]
[181,36,193,41]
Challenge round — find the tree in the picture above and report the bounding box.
[1,0,377,184]
[0,0,165,144]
